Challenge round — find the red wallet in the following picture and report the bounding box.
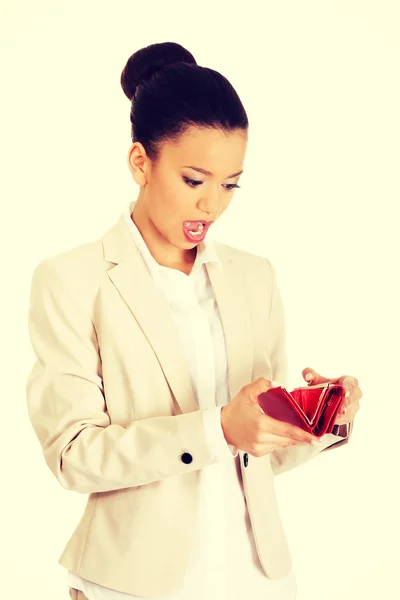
[257,382,346,436]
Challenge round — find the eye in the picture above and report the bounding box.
[183,177,241,191]
[223,183,241,191]
[183,177,202,188]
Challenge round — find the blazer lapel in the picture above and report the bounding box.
[101,214,254,416]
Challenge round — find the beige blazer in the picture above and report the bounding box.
[26,211,349,598]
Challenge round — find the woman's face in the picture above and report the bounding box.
[127,125,247,267]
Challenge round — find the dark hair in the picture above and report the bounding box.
[120,41,249,162]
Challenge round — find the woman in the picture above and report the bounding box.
[26,42,361,600]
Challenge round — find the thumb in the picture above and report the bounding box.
[302,367,330,385]
[249,378,281,412]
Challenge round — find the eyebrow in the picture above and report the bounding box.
[183,165,243,179]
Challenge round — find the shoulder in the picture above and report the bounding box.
[29,237,104,301]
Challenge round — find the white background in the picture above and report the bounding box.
[1,1,399,599]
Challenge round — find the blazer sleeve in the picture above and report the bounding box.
[26,259,229,494]
[264,259,351,476]
[203,406,239,458]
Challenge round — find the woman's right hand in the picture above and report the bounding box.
[220,377,321,457]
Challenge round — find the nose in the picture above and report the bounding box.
[198,192,221,220]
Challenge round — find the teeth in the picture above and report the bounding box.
[185,222,205,233]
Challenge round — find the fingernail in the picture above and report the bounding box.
[311,440,321,446]
[305,373,313,381]
[345,391,350,398]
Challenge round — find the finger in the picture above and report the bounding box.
[263,415,320,444]
[341,376,356,389]
[340,376,356,398]
[338,398,360,423]
[335,400,359,424]
[302,367,327,385]
[339,377,356,413]
[260,432,316,448]
[333,412,347,425]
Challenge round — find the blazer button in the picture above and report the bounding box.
[181,452,193,464]
[243,452,248,467]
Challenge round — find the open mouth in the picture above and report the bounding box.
[182,221,210,241]
[183,221,206,235]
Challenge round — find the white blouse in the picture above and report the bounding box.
[67,199,297,600]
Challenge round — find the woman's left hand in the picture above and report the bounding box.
[301,367,362,426]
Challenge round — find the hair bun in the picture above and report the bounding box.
[120,41,197,101]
